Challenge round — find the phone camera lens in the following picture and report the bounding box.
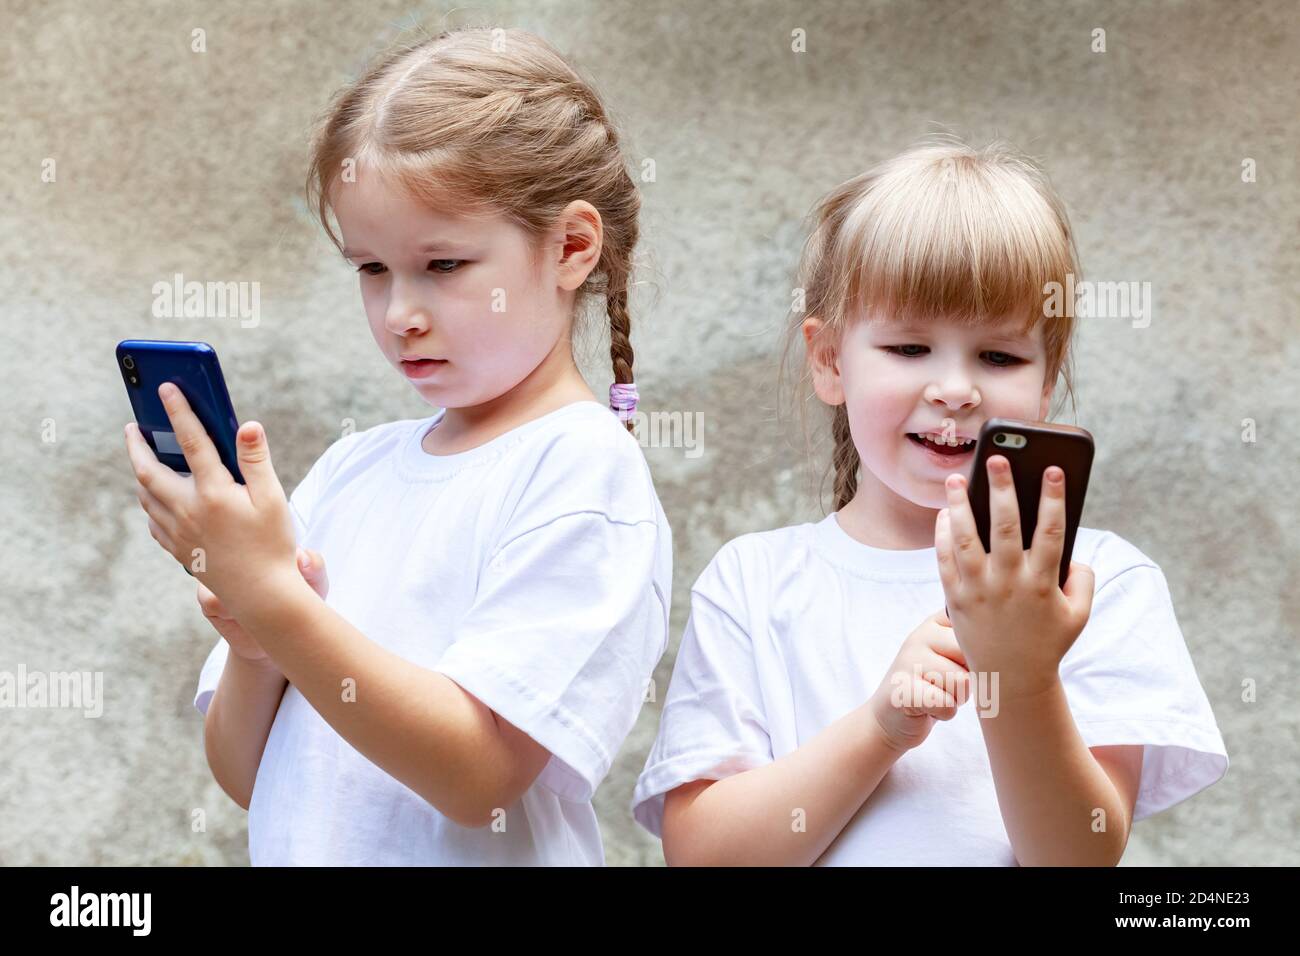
[123,355,135,370]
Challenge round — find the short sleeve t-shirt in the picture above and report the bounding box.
[194,400,673,865]
[631,513,1227,865]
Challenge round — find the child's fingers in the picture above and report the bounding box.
[124,421,188,509]
[920,651,971,705]
[909,677,959,720]
[943,474,985,583]
[194,581,272,662]
[134,481,173,534]
[235,419,289,508]
[895,659,963,712]
[196,581,230,619]
[297,547,330,598]
[923,620,968,670]
[155,383,227,493]
[1028,466,1068,581]
[927,702,960,722]
[1061,560,1096,627]
[935,509,961,592]
[985,455,1023,571]
[146,516,177,556]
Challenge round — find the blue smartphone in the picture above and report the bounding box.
[116,340,244,484]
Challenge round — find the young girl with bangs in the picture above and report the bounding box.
[631,137,1227,866]
[127,26,671,865]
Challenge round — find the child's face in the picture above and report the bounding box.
[807,310,1054,510]
[330,167,595,408]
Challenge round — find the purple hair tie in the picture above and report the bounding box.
[609,382,639,421]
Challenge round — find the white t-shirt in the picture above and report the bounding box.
[194,400,673,865]
[632,513,1227,865]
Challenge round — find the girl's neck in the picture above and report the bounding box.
[423,338,597,456]
[836,467,940,551]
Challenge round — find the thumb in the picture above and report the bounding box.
[297,547,329,596]
[236,421,285,503]
[1062,560,1096,622]
[935,607,952,628]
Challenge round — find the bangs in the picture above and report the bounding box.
[352,143,495,218]
[315,144,499,256]
[833,150,1076,332]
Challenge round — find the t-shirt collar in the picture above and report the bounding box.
[395,400,607,482]
[811,512,941,578]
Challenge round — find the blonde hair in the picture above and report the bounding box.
[305,26,642,431]
[780,134,1083,511]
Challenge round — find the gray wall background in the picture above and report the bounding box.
[2,0,1295,865]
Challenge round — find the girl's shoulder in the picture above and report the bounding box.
[689,521,819,605]
[1071,527,1167,591]
[295,416,414,488]
[519,399,653,469]
[712,522,814,567]
[493,400,666,529]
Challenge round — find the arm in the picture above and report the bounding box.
[662,701,906,866]
[203,655,288,810]
[978,677,1143,865]
[934,458,1144,865]
[234,573,551,829]
[124,391,617,827]
[197,552,330,809]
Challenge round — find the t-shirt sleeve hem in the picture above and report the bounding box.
[434,654,613,804]
[192,640,229,718]
[631,748,773,838]
[193,687,214,716]
[1074,714,1229,821]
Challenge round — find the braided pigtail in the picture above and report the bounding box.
[830,404,861,511]
[607,282,637,433]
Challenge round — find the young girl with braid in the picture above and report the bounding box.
[170,27,671,864]
[631,137,1226,865]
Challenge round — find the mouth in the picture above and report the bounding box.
[401,358,448,380]
[906,431,976,461]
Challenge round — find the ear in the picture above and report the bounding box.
[554,200,603,292]
[803,316,845,406]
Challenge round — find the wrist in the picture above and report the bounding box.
[234,567,318,644]
[227,648,286,683]
[984,672,1066,718]
[864,696,916,757]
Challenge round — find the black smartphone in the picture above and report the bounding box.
[116,340,244,484]
[965,418,1093,589]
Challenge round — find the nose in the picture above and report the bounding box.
[923,366,981,411]
[384,275,432,336]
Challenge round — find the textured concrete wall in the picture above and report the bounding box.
[2,0,1294,865]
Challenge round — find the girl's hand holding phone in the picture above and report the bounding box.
[124,382,302,626]
[198,548,330,670]
[935,456,1096,705]
[868,609,973,752]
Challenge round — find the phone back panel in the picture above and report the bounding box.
[966,418,1093,589]
[116,340,244,483]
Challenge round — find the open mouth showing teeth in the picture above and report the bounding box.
[907,433,975,455]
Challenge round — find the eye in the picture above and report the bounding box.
[356,262,386,276]
[885,345,929,357]
[429,259,464,274]
[982,351,1025,367]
